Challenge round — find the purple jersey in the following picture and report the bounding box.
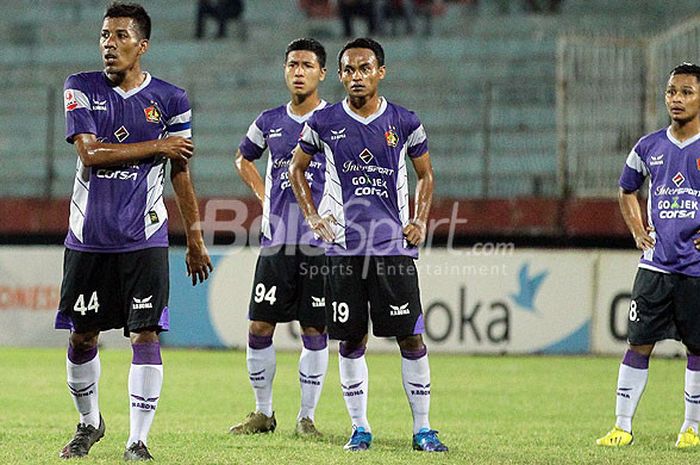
[239,101,327,248]
[299,98,429,257]
[619,127,700,276]
[63,71,192,253]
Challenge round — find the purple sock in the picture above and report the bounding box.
[688,354,700,371]
[248,333,273,350]
[622,350,649,370]
[132,342,162,365]
[301,334,328,351]
[339,342,366,359]
[67,344,97,365]
[400,345,427,360]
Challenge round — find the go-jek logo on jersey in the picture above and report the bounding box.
[96,169,138,181]
[269,128,283,139]
[658,196,698,219]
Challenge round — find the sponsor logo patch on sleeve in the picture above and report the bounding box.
[64,89,89,112]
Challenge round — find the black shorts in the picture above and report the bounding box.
[628,268,700,347]
[248,245,326,328]
[324,255,424,340]
[55,247,169,337]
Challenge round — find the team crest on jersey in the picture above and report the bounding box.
[696,159,700,171]
[385,126,399,147]
[144,105,161,124]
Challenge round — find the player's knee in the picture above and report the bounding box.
[250,320,276,337]
[628,343,654,357]
[397,334,424,352]
[130,329,159,344]
[301,325,325,336]
[69,331,99,352]
[340,335,368,355]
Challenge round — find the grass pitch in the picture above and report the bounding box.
[0,347,697,464]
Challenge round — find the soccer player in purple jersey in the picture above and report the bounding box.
[597,63,700,448]
[228,38,329,437]
[54,3,212,460]
[288,38,448,452]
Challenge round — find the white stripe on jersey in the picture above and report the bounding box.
[397,145,410,226]
[166,109,192,125]
[69,158,90,242]
[625,149,649,176]
[406,124,427,148]
[246,122,266,149]
[261,152,273,241]
[397,145,411,250]
[144,160,168,240]
[318,141,346,248]
[299,123,321,150]
[644,180,654,262]
[168,129,192,138]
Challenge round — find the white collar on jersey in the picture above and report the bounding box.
[286,99,327,123]
[342,96,387,125]
[108,72,152,99]
[666,126,700,149]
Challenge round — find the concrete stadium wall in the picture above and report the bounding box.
[0,246,684,355]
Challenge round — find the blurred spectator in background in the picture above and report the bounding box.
[338,0,380,37]
[299,0,335,18]
[498,0,562,14]
[524,0,562,13]
[384,0,446,37]
[195,0,246,40]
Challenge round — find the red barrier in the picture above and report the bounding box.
[0,197,632,238]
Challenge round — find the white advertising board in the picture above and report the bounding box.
[592,251,684,356]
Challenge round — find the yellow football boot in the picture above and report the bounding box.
[676,426,700,448]
[596,426,633,447]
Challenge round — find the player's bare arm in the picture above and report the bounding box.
[171,159,213,285]
[404,152,434,247]
[289,144,335,242]
[619,187,655,251]
[234,149,265,206]
[73,133,193,168]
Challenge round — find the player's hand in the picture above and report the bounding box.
[308,214,336,243]
[404,219,427,247]
[693,228,700,251]
[158,137,193,162]
[633,226,655,251]
[185,240,213,286]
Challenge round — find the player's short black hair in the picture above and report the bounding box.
[285,38,327,69]
[670,62,700,83]
[337,37,385,69]
[104,2,151,40]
